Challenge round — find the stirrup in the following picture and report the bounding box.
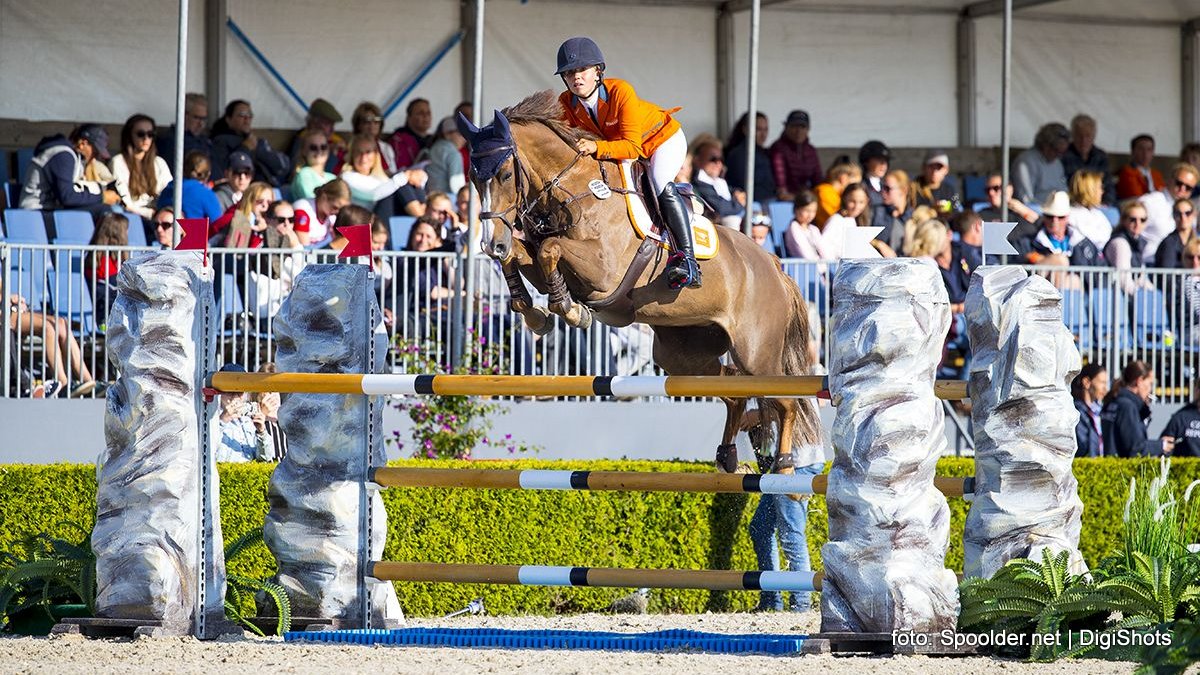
[666,252,702,290]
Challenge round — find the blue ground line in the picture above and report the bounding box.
[284,627,809,654]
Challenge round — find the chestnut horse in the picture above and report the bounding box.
[457,91,821,472]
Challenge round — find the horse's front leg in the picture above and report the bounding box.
[502,238,552,335]
[538,237,593,330]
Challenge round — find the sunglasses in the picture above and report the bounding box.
[270,215,295,224]
[1187,254,1200,261]
[1177,179,1197,191]
[155,221,174,229]
[1127,216,1148,223]
[1175,210,1195,218]
[134,130,155,140]
[232,169,253,177]
[1046,214,1068,221]
[987,185,1003,192]
[706,156,723,163]
[308,143,329,152]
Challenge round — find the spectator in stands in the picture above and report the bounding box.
[293,178,350,246]
[1160,384,1200,458]
[1072,363,1108,457]
[20,127,119,212]
[426,117,467,195]
[214,363,260,462]
[814,159,861,227]
[913,150,960,214]
[783,190,826,260]
[111,114,172,218]
[1154,198,1197,269]
[909,219,963,311]
[152,206,175,248]
[85,212,129,325]
[691,140,744,228]
[1117,134,1164,200]
[724,112,776,203]
[288,98,344,173]
[1061,114,1114,204]
[351,102,396,175]
[157,151,224,223]
[1184,238,1200,347]
[1020,191,1100,289]
[1012,123,1069,204]
[454,101,473,174]
[403,215,454,324]
[877,169,912,254]
[73,124,114,184]
[247,200,305,318]
[1183,143,1200,199]
[223,182,272,248]
[456,185,479,232]
[341,134,427,218]
[426,191,468,252]
[750,219,772,250]
[1105,201,1156,294]
[1067,170,1113,250]
[769,110,821,200]
[250,363,288,461]
[210,100,291,187]
[976,172,1040,248]
[1139,162,1200,263]
[158,92,212,167]
[821,182,870,260]
[858,141,891,226]
[950,210,985,274]
[213,149,255,211]
[389,98,434,169]
[289,130,335,201]
[1101,360,1173,457]
[2,275,95,397]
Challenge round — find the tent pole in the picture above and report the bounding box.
[172,0,189,247]
[742,0,761,235]
[1000,0,1012,239]
[460,0,484,366]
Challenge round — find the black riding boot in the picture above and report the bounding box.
[658,182,702,289]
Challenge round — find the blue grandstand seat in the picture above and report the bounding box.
[1100,206,1119,226]
[1090,286,1132,351]
[962,174,987,204]
[971,201,990,214]
[1060,288,1088,350]
[1134,287,1170,348]
[389,215,417,251]
[124,212,148,247]
[3,209,48,244]
[767,200,793,254]
[52,211,95,245]
[47,257,95,335]
[15,148,33,185]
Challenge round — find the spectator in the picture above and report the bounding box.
[158,92,212,167]
[223,182,273,248]
[691,140,744,228]
[1072,363,1108,457]
[289,130,335,201]
[1105,201,1155,294]
[783,190,827,260]
[975,172,1040,245]
[2,275,96,397]
[341,134,426,217]
[73,124,114,183]
[288,98,345,173]
[454,101,474,174]
[152,206,175,248]
[110,114,172,218]
[1182,143,1200,199]
[1138,162,1200,263]
[1184,238,1200,347]
[1061,114,1114,204]
[456,185,480,234]
[1101,360,1173,457]
[858,140,891,226]
[1161,384,1200,458]
[821,182,869,260]
[950,210,985,274]
[426,117,467,195]
[84,212,129,325]
[1067,170,1113,251]
[389,98,434,169]
[814,159,861,227]
[750,219,772,250]
[214,363,260,462]
[426,191,468,252]
[250,363,288,462]
[906,217,949,260]
[293,178,351,247]
[769,109,821,200]
[1154,198,1197,269]
[1012,123,1069,204]
[878,169,913,254]
[1117,134,1164,200]
[912,149,961,213]
[213,149,255,211]
[724,112,776,202]
[350,102,397,175]
[20,127,119,212]
[1021,191,1101,289]
[403,215,454,328]
[247,200,305,318]
[210,100,291,186]
[157,151,224,223]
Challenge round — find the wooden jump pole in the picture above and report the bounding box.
[208,373,969,400]
[369,561,823,592]
[369,467,974,499]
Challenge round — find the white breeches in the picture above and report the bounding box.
[649,129,687,195]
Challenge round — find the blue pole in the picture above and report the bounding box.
[226,18,309,113]
[383,30,465,119]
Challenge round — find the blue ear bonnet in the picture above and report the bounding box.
[457,110,514,182]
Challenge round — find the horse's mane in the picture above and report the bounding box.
[502,90,597,145]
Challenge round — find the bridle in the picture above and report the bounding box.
[475,134,600,237]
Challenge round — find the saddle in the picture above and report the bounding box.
[612,159,719,260]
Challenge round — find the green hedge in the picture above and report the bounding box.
[2,458,1197,616]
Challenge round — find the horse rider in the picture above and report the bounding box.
[554,36,700,289]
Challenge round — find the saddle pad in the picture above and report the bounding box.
[618,160,718,260]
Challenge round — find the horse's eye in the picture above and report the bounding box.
[499,170,513,183]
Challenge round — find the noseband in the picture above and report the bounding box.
[475,134,600,237]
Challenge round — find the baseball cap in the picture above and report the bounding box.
[73,124,111,161]
[310,98,343,123]
[439,116,458,135]
[784,110,810,127]
[923,149,949,167]
[228,149,254,173]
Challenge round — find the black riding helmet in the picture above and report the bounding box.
[858,140,891,166]
[555,36,605,76]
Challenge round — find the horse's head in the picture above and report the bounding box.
[457,110,519,263]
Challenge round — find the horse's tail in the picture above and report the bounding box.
[756,272,824,455]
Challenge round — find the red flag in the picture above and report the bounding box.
[176,218,209,252]
[337,224,373,265]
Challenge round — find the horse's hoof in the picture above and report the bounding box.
[573,305,593,330]
[715,443,738,474]
[524,308,553,336]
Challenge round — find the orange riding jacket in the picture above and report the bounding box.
[558,78,681,161]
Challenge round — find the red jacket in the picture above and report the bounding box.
[558,79,680,160]
[1116,164,1164,200]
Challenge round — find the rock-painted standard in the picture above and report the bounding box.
[264,265,402,626]
[964,267,1085,577]
[822,259,960,634]
[95,253,227,635]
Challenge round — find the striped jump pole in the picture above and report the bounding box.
[370,467,975,499]
[208,373,969,400]
[369,561,822,592]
